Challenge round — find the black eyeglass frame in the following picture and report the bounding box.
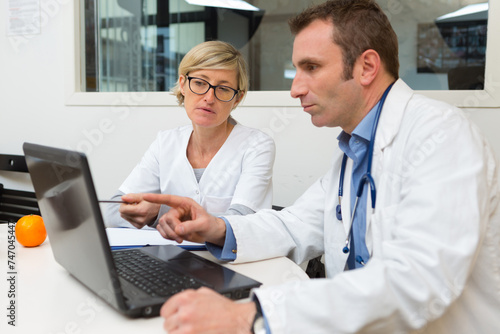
[186,76,240,102]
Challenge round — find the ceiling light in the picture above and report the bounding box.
[185,0,260,12]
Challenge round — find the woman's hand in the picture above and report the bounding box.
[119,193,161,229]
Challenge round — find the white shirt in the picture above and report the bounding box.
[225,80,500,333]
[105,120,275,227]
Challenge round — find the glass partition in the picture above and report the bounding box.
[82,0,489,93]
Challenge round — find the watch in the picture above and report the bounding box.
[251,299,266,334]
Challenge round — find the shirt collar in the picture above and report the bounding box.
[352,101,380,142]
[337,101,380,144]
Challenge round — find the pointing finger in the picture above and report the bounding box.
[142,193,192,208]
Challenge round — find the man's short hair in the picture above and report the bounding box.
[289,0,399,80]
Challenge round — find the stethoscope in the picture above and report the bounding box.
[336,82,395,265]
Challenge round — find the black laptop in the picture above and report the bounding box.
[22,142,261,318]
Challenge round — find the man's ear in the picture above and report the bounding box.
[358,49,380,86]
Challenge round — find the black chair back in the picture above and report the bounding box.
[0,154,41,223]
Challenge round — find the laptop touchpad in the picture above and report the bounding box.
[168,257,231,289]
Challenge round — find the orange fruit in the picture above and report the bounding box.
[15,214,47,247]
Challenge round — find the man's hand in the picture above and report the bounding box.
[142,194,226,245]
[119,193,161,229]
[161,287,256,334]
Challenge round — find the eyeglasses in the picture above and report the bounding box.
[186,76,240,102]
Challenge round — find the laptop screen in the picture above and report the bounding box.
[23,143,126,310]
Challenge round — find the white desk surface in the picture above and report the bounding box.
[0,224,308,333]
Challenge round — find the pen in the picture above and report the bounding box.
[98,200,127,204]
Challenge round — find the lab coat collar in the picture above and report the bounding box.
[374,79,413,150]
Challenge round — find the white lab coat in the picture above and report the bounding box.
[226,80,500,333]
[107,120,275,227]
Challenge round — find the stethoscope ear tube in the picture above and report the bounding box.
[337,82,395,261]
[358,173,376,209]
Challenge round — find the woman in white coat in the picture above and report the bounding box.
[104,41,275,229]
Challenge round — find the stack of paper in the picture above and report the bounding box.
[106,228,206,250]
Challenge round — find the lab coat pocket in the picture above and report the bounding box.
[202,195,233,216]
[370,204,398,256]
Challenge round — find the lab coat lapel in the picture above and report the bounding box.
[365,79,413,255]
[341,158,353,237]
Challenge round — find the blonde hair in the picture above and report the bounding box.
[172,41,249,106]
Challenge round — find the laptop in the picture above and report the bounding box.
[22,142,261,318]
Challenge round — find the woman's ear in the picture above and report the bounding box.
[231,91,245,110]
[179,75,186,95]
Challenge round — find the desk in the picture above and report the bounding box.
[0,224,309,333]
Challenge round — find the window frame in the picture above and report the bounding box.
[64,0,500,108]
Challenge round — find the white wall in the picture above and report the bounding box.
[1,1,500,208]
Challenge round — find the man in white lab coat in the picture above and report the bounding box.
[144,0,500,333]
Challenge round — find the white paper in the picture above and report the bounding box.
[106,227,205,249]
[7,0,40,36]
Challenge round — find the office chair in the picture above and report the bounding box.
[272,205,326,278]
[0,154,41,224]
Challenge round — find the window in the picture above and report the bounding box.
[82,0,298,92]
[68,0,499,107]
[390,1,488,91]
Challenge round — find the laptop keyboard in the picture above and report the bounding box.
[113,249,203,297]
